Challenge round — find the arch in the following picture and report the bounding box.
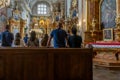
[31,0,52,16]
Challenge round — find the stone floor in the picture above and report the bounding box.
[93,66,120,80]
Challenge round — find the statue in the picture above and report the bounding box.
[92,18,97,31]
[116,14,120,29]
[91,18,97,42]
[115,15,120,41]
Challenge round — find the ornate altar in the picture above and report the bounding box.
[9,18,26,38]
[9,9,26,38]
[87,41,120,70]
[115,14,120,41]
[84,17,103,43]
[31,16,53,37]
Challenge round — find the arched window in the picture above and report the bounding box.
[37,4,47,15]
[32,1,50,16]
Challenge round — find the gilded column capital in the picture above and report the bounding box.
[116,0,120,15]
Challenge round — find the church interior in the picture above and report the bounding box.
[0,0,120,80]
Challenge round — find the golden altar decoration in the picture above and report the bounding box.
[9,17,26,38]
[31,17,53,35]
[91,18,97,42]
[39,19,45,27]
[115,15,120,41]
[84,17,103,44]
[90,18,102,42]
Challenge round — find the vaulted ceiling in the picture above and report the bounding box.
[9,0,62,15]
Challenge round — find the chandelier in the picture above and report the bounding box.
[0,0,10,9]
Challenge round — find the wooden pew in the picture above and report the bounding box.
[0,48,93,80]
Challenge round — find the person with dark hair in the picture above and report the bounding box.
[68,27,82,48]
[47,22,68,48]
[1,25,14,47]
[13,32,24,47]
[27,31,39,47]
[41,34,49,47]
[14,33,21,45]
[67,30,71,38]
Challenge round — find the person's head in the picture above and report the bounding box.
[30,31,36,41]
[25,34,28,37]
[57,22,63,28]
[5,25,10,30]
[71,27,77,35]
[15,33,21,38]
[15,32,21,45]
[44,34,48,38]
[67,30,70,34]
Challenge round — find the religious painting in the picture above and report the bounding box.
[71,0,78,18]
[103,28,113,41]
[100,0,116,28]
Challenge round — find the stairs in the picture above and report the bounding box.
[93,58,120,70]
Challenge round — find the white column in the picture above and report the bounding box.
[78,0,82,34]
[66,0,71,17]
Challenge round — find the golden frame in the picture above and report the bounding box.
[103,28,113,41]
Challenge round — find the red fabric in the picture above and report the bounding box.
[88,41,120,45]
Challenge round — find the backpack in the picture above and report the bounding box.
[2,31,13,46]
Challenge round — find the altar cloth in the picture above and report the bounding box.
[88,41,120,48]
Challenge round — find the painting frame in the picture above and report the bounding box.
[103,28,113,41]
[99,0,116,29]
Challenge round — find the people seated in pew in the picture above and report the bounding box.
[1,25,14,47]
[27,31,39,47]
[68,27,82,48]
[41,34,49,47]
[23,33,29,47]
[47,22,68,48]
[13,32,24,47]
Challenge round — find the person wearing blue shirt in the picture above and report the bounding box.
[1,25,14,47]
[47,22,68,48]
[0,32,1,43]
[23,34,29,46]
